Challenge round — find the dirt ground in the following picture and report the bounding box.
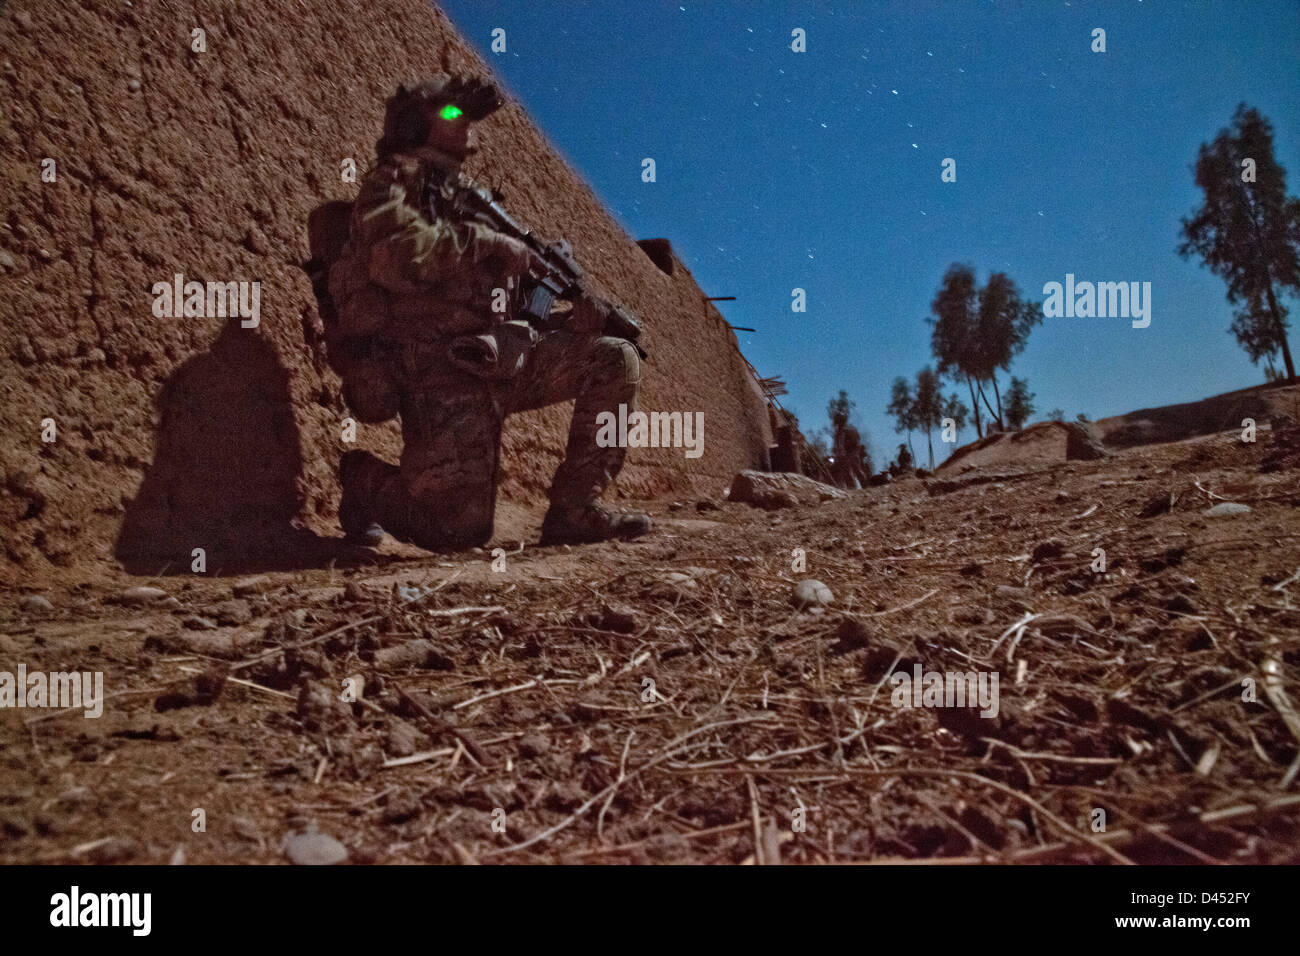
[1,423,1298,865]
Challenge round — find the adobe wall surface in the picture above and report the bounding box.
[0,0,772,582]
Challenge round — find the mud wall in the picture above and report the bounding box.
[0,0,772,581]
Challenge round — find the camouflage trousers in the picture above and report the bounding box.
[343,331,641,550]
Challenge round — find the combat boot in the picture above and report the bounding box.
[339,450,386,547]
[539,501,652,545]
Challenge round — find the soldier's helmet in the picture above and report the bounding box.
[376,75,504,156]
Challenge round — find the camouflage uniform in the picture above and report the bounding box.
[328,89,644,551]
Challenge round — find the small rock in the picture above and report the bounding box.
[285,831,348,866]
[668,501,685,512]
[127,77,141,92]
[829,615,871,655]
[213,599,253,626]
[343,581,366,602]
[87,836,141,864]
[597,603,638,634]
[232,575,272,597]
[381,795,422,825]
[1205,502,1251,517]
[791,579,834,611]
[20,594,53,613]
[518,734,551,758]
[0,249,16,272]
[182,615,217,630]
[384,720,428,758]
[115,585,167,606]
[951,605,989,625]
[1031,540,1065,563]
[373,639,454,671]
[695,499,719,512]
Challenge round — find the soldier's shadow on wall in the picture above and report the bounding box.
[115,320,377,575]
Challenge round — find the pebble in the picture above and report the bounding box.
[343,581,366,602]
[182,615,217,630]
[518,734,551,758]
[285,831,348,866]
[116,585,167,605]
[87,836,141,864]
[213,599,253,626]
[384,720,427,758]
[232,575,271,597]
[1205,502,1251,517]
[20,594,53,613]
[791,578,834,610]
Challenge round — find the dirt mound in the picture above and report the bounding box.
[0,1,772,583]
[1095,381,1300,448]
[938,421,1105,473]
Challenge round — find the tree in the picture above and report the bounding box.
[1179,104,1300,380]
[929,264,984,438]
[940,392,969,446]
[913,367,943,470]
[929,264,1042,434]
[970,272,1043,427]
[887,377,918,460]
[827,389,854,426]
[1003,377,1035,430]
[1047,408,1065,422]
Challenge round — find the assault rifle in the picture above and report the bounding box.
[448,184,647,357]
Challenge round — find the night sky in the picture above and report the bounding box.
[438,0,1300,465]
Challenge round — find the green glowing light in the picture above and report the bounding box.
[439,104,464,120]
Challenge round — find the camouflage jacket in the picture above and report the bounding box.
[328,149,530,343]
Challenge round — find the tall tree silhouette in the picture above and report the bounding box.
[1003,376,1035,430]
[929,264,985,437]
[1179,104,1300,381]
[929,265,1041,433]
[887,377,918,461]
[913,366,943,470]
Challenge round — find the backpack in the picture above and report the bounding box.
[304,200,399,423]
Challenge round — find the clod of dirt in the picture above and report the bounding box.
[862,641,922,682]
[113,585,167,606]
[384,719,429,758]
[518,734,551,758]
[373,639,454,671]
[296,680,353,732]
[792,578,834,611]
[232,575,272,597]
[595,603,638,634]
[285,831,348,866]
[87,836,141,864]
[213,599,254,626]
[1031,540,1065,563]
[1138,491,1175,518]
[19,594,52,613]
[829,615,871,655]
